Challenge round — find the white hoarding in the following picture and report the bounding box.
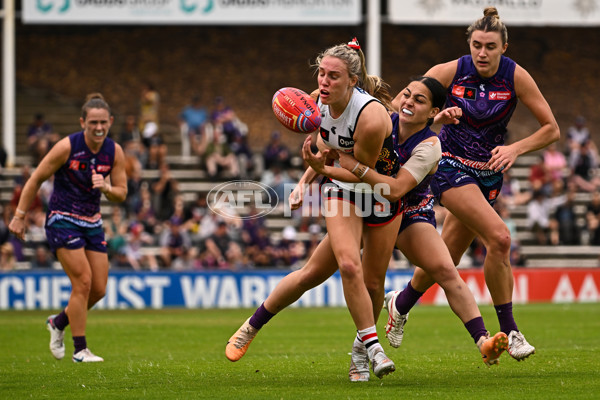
[389,1,600,26]
[23,0,361,25]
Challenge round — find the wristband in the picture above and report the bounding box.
[359,166,370,179]
[353,164,369,179]
[351,161,360,173]
[16,208,26,216]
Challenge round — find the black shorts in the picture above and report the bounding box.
[320,177,402,227]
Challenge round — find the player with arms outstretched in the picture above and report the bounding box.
[385,7,560,361]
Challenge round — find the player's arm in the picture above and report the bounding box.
[487,65,560,172]
[101,143,128,203]
[425,60,459,88]
[8,137,71,240]
[336,137,441,202]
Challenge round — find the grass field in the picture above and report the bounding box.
[1,303,599,399]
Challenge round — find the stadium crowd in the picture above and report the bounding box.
[1,103,598,271]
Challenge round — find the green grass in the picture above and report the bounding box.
[1,303,599,399]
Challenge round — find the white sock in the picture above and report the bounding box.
[357,325,384,360]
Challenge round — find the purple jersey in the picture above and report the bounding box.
[48,131,115,224]
[392,113,436,215]
[439,55,517,164]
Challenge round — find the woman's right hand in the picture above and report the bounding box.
[8,216,26,241]
[289,183,305,210]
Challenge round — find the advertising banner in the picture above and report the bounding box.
[388,1,600,26]
[23,0,361,25]
[1,268,599,310]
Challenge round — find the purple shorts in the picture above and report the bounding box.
[45,219,107,254]
[430,158,504,207]
[399,195,436,234]
[320,178,402,227]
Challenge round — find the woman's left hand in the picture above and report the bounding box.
[335,151,359,172]
[434,106,462,125]
[302,136,328,174]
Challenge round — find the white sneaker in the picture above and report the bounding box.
[72,348,104,363]
[348,338,370,382]
[46,315,65,360]
[371,349,395,379]
[507,330,535,361]
[383,291,409,348]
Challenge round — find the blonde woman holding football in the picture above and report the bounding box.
[226,38,401,381]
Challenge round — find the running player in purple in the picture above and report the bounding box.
[9,93,127,362]
[337,76,509,366]
[385,7,560,361]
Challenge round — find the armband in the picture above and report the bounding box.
[402,140,442,184]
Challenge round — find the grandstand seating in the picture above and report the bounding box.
[2,86,600,269]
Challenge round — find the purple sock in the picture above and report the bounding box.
[73,336,87,354]
[495,302,519,334]
[464,316,488,344]
[53,310,69,331]
[395,281,424,315]
[248,303,276,330]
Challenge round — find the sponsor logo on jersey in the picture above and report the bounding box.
[451,85,476,100]
[320,127,329,142]
[96,165,111,173]
[489,189,499,200]
[69,160,88,171]
[338,136,355,149]
[489,91,512,100]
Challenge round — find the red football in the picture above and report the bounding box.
[272,87,321,133]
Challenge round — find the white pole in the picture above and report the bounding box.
[366,0,381,77]
[2,0,16,167]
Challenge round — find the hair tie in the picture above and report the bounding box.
[347,37,360,50]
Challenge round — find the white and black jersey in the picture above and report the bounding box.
[318,87,380,192]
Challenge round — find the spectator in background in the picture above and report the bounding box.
[134,182,156,225]
[527,190,553,245]
[500,169,530,207]
[569,139,600,192]
[141,121,166,169]
[211,96,242,144]
[263,131,291,171]
[273,226,306,269]
[204,126,240,180]
[152,163,179,221]
[27,113,59,166]
[260,161,294,209]
[528,155,551,195]
[159,217,192,270]
[202,221,243,269]
[565,115,592,156]
[139,82,160,133]
[124,222,158,272]
[245,225,275,267]
[543,142,567,185]
[105,206,129,266]
[230,130,259,179]
[550,188,580,246]
[180,94,209,157]
[119,114,146,168]
[31,244,55,269]
[303,223,323,261]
